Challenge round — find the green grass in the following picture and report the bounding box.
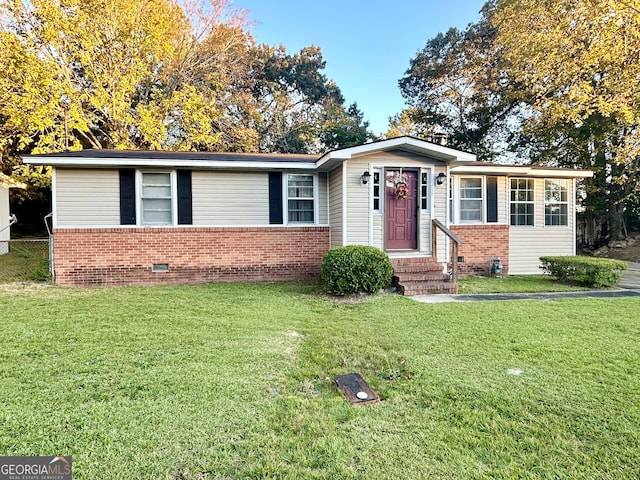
[1,282,639,479]
[459,274,592,294]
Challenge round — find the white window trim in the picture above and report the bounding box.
[544,178,569,227]
[420,168,433,213]
[136,170,177,226]
[453,175,485,224]
[510,177,536,227]
[284,173,318,225]
[371,168,382,215]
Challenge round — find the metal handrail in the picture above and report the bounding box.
[432,219,463,284]
[0,214,17,234]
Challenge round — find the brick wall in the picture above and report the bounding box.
[450,224,510,276]
[53,226,330,287]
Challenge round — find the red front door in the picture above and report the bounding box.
[386,169,418,250]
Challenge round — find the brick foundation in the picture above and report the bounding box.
[53,226,330,287]
[450,224,510,276]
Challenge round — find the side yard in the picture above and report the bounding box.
[0,238,50,282]
[0,283,638,479]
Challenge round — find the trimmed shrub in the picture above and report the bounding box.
[321,245,393,295]
[540,256,628,288]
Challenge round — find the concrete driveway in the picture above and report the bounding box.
[619,262,640,290]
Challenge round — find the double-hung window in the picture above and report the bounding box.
[287,174,314,223]
[141,172,173,226]
[544,179,568,226]
[510,178,535,226]
[459,177,483,223]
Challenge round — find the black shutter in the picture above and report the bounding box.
[269,172,283,224]
[177,170,193,225]
[487,176,498,223]
[119,168,136,225]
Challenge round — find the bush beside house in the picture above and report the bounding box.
[540,256,628,288]
[321,246,393,295]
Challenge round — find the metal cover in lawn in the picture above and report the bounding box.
[334,372,380,406]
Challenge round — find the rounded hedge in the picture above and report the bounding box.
[321,245,393,295]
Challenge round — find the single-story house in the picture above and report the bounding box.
[0,173,26,255]
[25,136,593,293]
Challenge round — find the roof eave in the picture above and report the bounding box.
[23,156,317,170]
[451,164,594,178]
[316,136,477,170]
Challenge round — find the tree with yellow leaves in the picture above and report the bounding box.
[399,0,640,242]
[0,0,249,152]
[492,0,640,240]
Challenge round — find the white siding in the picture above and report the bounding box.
[432,165,449,260]
[318,172,329,225]
[373,216,383,249]
[508,178,576,274]
[56,169,120,226]
[329,166,343,247]
[345,151,444,250]
[192,171,269,225]
[345,159,370,245]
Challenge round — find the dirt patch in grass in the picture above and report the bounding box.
[320,290,394,304]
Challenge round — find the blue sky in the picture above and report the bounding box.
[233,0,487,135]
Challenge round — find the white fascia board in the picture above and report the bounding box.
[316,137,476,169]
[23,156,317,170]
[451,164,593,178]
[315,151,350,170]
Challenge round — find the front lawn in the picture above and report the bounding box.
[458,274,592,294]
[1,283,639,479]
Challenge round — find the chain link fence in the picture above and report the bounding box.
[0,238,52,283]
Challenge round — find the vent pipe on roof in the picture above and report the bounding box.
[433,133,448,146]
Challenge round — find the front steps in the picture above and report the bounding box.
[391,257,458,295]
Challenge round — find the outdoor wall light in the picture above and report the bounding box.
[436,172,447,185]
[361,170,371,185]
